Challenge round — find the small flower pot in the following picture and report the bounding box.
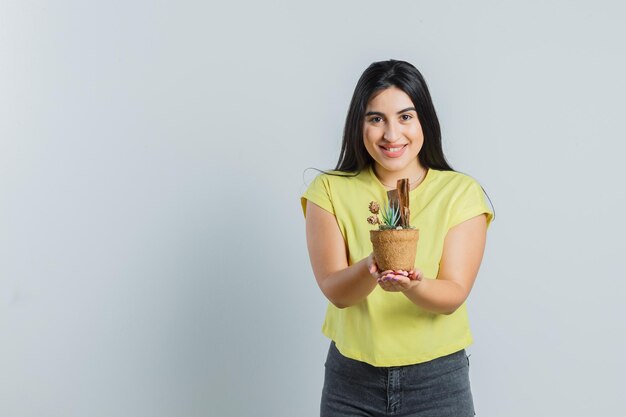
[370,229,420,272]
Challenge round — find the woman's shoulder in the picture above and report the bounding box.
[310,168,366,186]
[301,168,368,217]
[431,168,483,188]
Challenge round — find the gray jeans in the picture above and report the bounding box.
[321,341,475,417]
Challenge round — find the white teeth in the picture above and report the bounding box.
[385,146,404,152]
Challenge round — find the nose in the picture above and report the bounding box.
[383,120,401,142]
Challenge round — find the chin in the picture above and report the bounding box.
[379,162,409,173]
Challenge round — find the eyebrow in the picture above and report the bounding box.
[364,107,417,117]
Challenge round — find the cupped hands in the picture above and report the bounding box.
[367,253,424,292]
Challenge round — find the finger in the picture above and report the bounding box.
[371,258,379,271]
[395,278,410,288]
[378,276,392,284]
[396,277,407,286]
[409,269,423,281]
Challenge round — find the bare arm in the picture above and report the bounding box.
[402,213,488,314]
[305,200,378,309]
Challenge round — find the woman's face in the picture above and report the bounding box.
[363,86,424,178]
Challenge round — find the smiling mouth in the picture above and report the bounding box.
[379,144,408,158]
[380,144,407,152]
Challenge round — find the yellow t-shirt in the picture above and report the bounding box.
[301,164,494,367]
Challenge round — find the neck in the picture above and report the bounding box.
[373,162,427,189]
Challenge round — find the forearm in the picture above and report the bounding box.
[402,277,467,315]
[321,257,378,309]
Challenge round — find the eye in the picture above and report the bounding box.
[401,114,413,121]
[369,116,383,123]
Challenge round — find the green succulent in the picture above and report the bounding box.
[379,200,400,229]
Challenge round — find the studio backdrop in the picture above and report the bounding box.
[1,1,624,416]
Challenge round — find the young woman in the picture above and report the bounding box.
[301,59,494,416]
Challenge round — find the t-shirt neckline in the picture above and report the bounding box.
[368,164,435,194]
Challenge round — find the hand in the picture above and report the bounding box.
[366,253,424,292]
[366,253,380,277]
[377,268,424,293]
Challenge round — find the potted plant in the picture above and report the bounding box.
[367,178,419,272]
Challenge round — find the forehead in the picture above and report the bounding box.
[366,87,413,109]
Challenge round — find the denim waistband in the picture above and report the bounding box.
[325,341,468,381]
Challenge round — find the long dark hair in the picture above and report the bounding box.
[335,59,453,174]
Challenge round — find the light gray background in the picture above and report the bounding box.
[1,1,625,416]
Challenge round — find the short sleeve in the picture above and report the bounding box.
[300,174,335,218]
[448,179,494,230]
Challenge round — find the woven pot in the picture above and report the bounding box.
[370,229,420,272]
